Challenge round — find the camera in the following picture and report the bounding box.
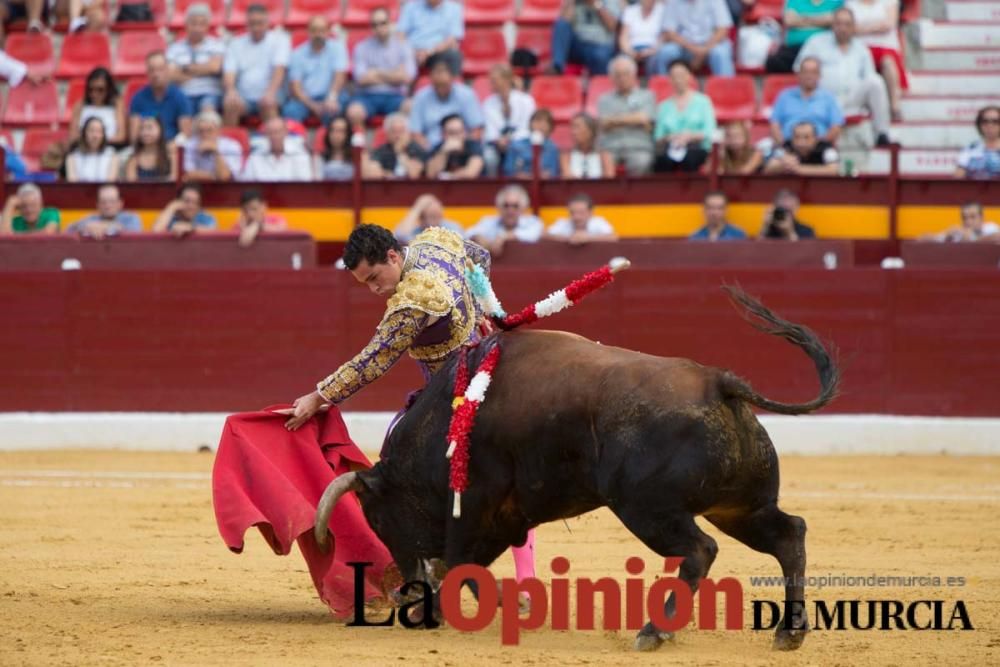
[767,206,791,237]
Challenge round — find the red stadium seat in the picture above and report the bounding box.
[758,74,797,120]
[21,127,69,171]
[112,31,168,78]
[550,122,573,150]
[745,0,784,23]
[286,0,341,27]
[2,80,59,126]
[289,29,309,48]
[530,75,583,123]
[62,78,86,125]
[411,75,430,95]
[704,75,757,122]
[470,75,493,101]
[227,0,285,28]
[346,29,372,56]
[55,32,112,79]
[4,33,55,78]
[513,26,553,72]
[646,76,675,103]
[464,0,514,25]
[517,0,561,24]
[169,0,225,28]
[342,0,399,27]
[584,75,612,116]
[220,126,251,156]
[461,29,508,76]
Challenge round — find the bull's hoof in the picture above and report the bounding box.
[773,627,808,651]
[634,630,674,652]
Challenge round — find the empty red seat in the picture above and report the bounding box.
[21,128,69,172]
[530,76,583,123]
[227,0,285,28]
[517,0,561,24]
[342,0,399,27]
[55,32,112,79]
[170,0,225,28]
[4,33,55,78]
[112,31,168,78]
[3,80,59,126]
[513,26,553,71]
[705,75,757,122]
[461,29,508,76]
[584,75,612,116]
[62,78,86,125]
[550,122,573,150]
[758,74,797,120]
[286,0,341,27]
[464,0,514,25]
[219,126,250,156]
[745,0,784,23]
[470,75,493,101]
[646,76,675,103]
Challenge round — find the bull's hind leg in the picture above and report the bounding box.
[705,504,808,650]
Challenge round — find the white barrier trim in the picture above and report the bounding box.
[0,412,997,456]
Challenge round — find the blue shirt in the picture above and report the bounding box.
[398,0,464,51]
[502,138,561,177]
[770,86,844,140]
[5,149,27,179]
[288,39,349,100]
[65,211,143,235]
[129,84,193,140]
[168,210,217,230]
[689,223,747,240]
[409,83,484,146]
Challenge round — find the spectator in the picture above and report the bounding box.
[426,114,485,179]
[796,8,891,146]
[70,67,127,145]
[653,59,717,172]
[236,188,287,247]
[955,106,1000,180]
[466,184,544,255]
[222,4,290,126]
[764,120,840,175]
[766,0,843,73]
[759,189,816,239]
[394,194,464,242]
[650,0,735,76]
[129,51,194,142]
[482,63,535,176]
[545,192,617,244]
[362,112,426,179]
[597,55,655,175]
[689,191,746,241]
[551,0,621,75]
[0,183,59,234]
[315,116,354,181]
[920,202,999,242]
[241,118,314,181]
[770,57,844,144]
[503,108,561,178]
[283,17,349,124]
[124,116,175,182]
[350,7,416,122]
[55,0,107,33]
[166,3,226,113]
[409,54,484,148]
[64,184,142,238]
[619,0,665,68]
[397,0,464,72]
[720,121,764,174]
[152,183,218,236]
[848,0,906,120]
[561,112,615,178]
[182,109,243,181]
[4,0,45,33]
[65,117,118,182]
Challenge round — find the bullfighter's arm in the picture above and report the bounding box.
[463,239,492,276]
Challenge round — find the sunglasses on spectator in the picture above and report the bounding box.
[981,117,1000,124]
[371,19,388,26]
[500,202,522,208]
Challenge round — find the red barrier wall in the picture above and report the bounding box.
[3,268,999,416]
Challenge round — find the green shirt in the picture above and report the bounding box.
[654,92,717,151]
[12,207,60,233]
[785,0,843,46]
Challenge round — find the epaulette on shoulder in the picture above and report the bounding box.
[386,269,453,317]
[412,226,465,255]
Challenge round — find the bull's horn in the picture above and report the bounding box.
[609,257,631,274]
[314,471,362,553]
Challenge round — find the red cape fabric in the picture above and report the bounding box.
[212,405,394,617]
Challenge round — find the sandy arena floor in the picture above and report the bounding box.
[0,451,997,666]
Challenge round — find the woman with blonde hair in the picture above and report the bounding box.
[719,121,763,175]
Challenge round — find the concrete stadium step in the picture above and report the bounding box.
[901,95,1000,121]
[916,19,1000,48]
[920,46,1000,70]
[863,148,960,175]
[889,121,980,147]
[909,70,1000,95]
[946,1,1000,22]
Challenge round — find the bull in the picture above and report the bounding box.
[315,286,839,651]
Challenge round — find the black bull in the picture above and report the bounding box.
[315,287,839,651]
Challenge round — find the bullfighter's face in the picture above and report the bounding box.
[350,248,405,297]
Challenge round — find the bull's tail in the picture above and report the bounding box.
[718,285,840,415]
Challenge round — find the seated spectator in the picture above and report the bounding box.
[349,7,417,123]
[124,116,175,182]
[409,54,484,148]
[561,112,615,178]
[236,188,287,247]
[466,184,543,255]
[129,52,193,142]
[70,67,127,145]
[4,0,44,32]
[482,64,535,176]
[719,121,764,174]
[650,0,735,76]
[152,183,218,236]
[166,3,226,113]
[0,183,59,234]
[551,0,621,75]
[426,114,485,179]
[394,193,464,242]
[618,0,665,68]
[241,118,313,181]
[759,189,817,239]
[315,116,354,181]
[283,17,349,124]
[767,0,843,73]
[955,106,1000,180]
[222,4,290,126]
[764,121,840,175]
[848,0,906,120]
[55,0,108,32]
[689,191,746,241]
[770,57,845,144]
[796,8,890,146]
[363,112,426,179]
[597,55,655,175]
[64,184,142,238]
[503,109,561,178]
[183,109,243,181]
[65,117,118,182]
[920,201,999,242]
[397,0,464,72]
[653,59,717,173]
[545,192,617,244]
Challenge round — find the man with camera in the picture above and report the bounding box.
[760,189,817,240]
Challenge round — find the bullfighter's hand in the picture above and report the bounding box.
[284,391,329,430]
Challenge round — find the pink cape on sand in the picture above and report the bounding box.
[212,405,394,617]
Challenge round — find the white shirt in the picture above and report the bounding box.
[166,35,226,97]
[240,149,314,181]
[847,0,901,50]
[795,33,877,102]
[547,215,615,237]
[223,31,291,102]
[0,50,28,87]
[622,2,665,50]
[69,147,116,182]
[465,214,544,243]
[568,150,604,178]
[79,105,118,138]
[482,89,536,144]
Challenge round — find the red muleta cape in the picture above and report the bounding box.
[212,405,394,617]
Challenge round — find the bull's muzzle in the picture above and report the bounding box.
[313,471,363,554]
